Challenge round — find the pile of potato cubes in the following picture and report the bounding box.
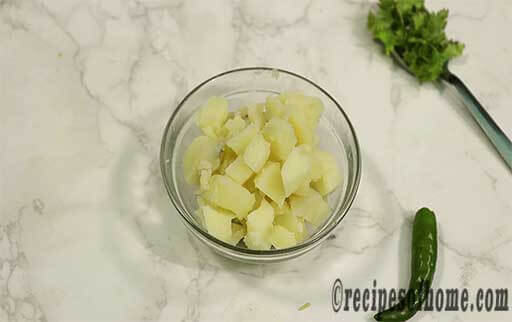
[183,92,342,250]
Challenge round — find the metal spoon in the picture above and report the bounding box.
[391,51,512,171]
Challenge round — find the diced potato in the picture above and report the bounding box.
[225,156,253,184]
[185,92,339,250]
[274,211,304,235]
[243,134,270,173]
[247,103,265,129]
[254,162,286,206]
[244,231,271,250]
[217,147,237,175]
[262,118,297,161]
[228,222,246,246]
[271,200,290,216]
[288,108,314,145]
[305,96,324,128]
[289,188,329,227]
[196,96,229,137]
[245,200,274,250]
[269,225,297,249]
[265,95,288,121]
[226,124,258,155]
[221,115,246,139]
[202,204,234,243]
[183,136,221,184]
[202,175,255,218]
[246,199,274,232]
[293,181,310,196]
[199,168,212,192]
[310,151,324,181]
[284,93,323,128]
[281,147,311,197]
[311,150,342,195]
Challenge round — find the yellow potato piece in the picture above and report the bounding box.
[281,147,311,197]
[221,115,247,139]
[202,204,234,243]
[243,134,270,173]
[271,200,290,216]
[246,199,274,232]
[311,150,342,195]
[195,96,229,137]
[289,188,329,227]
[247,103,265,129]
[262,117,297,161]
[264,95,289,121]
[269,225,297,249]
[183,136,220,184]
[254,162,286,206]
[244,231,271,250]
[226,123,259,155]
[225,156,253,185]
[202,175,255,219]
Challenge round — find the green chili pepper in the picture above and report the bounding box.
[374,207,437,321]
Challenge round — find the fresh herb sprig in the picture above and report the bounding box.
[368,0,465,82]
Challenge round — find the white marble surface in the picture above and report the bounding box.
[1,0,511,321]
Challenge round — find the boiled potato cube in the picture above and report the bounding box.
[293,181,310,196]
[245,200,274,250]
[202,175,255,218]
[288,108,314,145]
[247,103,265,129]
[274,211,307,242]
[311,150,342,195]
[264,95,288,121]
[246,199,274,232]
[183,136,221,184]
[254,162,286,206]
[284,93,323,128]
[199,168,212,192]
[310,150,324,181]
[202,204,234,243]
[269,225,297,249]
[274,211,304,236]
[289,188,329,227]
[244,231,271,250]
[229,222,246,246]
[217,147,237,175]
[196,96,229,136]
[221,115,246,139]
[225,156,253,184]
[243,134,270,173]
[305,96,324,127]
[262,117,297,161]
[271,200,290,216]
[281,147,311,197]
[226,124,258,155]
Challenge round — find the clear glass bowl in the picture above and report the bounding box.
[160,67,361,263]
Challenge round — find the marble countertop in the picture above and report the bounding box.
[1,0,511,321]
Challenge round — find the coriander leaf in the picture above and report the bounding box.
[367,0,464,82]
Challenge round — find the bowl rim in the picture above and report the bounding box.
[160,67,362,256]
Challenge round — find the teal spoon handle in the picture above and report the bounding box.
[442,71,512,171]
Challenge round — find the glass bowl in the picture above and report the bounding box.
[160,67,361,263]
